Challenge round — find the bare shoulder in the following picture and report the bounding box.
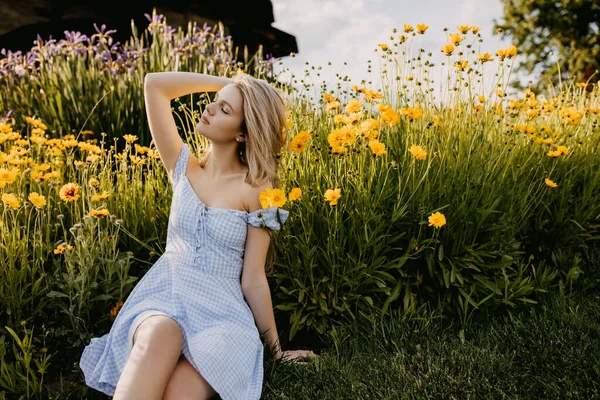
[243,178,272,213]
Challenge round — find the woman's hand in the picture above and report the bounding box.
[274,349,320,365]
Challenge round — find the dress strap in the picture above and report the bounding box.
[247,207,289,231]
[173,142,190,186]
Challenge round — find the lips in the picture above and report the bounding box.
[201,115,210,125]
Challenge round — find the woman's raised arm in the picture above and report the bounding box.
[143,72,233,182]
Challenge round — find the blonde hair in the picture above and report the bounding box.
[235,74,289,275]
[233,73,288,189]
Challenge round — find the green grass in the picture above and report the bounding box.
[260,290,600,399]
[46,285,599,400]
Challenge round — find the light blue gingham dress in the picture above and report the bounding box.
[80,142,289,399]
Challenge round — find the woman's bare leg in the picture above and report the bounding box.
[112,316,182,400]
[163,355,218,400]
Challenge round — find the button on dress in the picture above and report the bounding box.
[79,142,290,399]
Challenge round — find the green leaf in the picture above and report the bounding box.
[91,294,114,302]
[382,278,403,317]
[46,291,69,298]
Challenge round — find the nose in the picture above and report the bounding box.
[205,103,215,116]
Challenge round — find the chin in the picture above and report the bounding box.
[196,124,209,136]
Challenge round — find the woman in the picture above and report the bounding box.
[80,71,318,399]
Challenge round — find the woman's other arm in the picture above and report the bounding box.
[143,72,233,181]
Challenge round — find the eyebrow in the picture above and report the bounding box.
[214,93,235,113]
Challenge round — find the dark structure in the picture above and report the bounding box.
[0,0,297,58]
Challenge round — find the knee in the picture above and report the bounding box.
[133,316,182,355]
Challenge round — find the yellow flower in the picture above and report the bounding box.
[0,122,13,133]
[10,146,27,157]
[546,149,562,157]
[333,114,347,124]
[345,98,363,114]
[2,193,20,209]
[416,23,429,34]
[62,139,78,148]
[122,134,138,143]
[33,163,51,172]
[328,126,356,149]
[453,60,470,71]
[448,33,464,44]
[130,155,146,165]
[289,131,311,153]
[505,45,517,58]
[403,24,414,33]
[134,144,149,154]
[362,88,384,101]
[496,46,517,60]
[369,139,387,156]
[286,118,293,129]
[457,25,471,34]
[59,183,81,202]
[87,154,101,163]
[288,188,302,201]
[147,149,160,159]
[0,168,18,185]
[323,93,337,103]
[289,138,306,153]
[295,130,311,143]
[377,103,400,126]
[89,178,100,188]
[53,243,73,254]
[358,118,380,138]
[478,95,486,103]
[30,134,46,145]
[28,192,47,208]
[90,208,110,217]
[324,188,341,206]
[471,26,481,34]
[346,112,364,125]
[441,43,456,56]
[545,178,558,187]
[556,145,569,155]
[378,43,389,51]
[326,101,340,112]
[25,116,48,130]
[428,212,447,228]
[44,171,60,181]
[399,107,423,120]
[409,145,427,160]
[259,188,287,209]
[91,191,111,202]
[477,52,494,62]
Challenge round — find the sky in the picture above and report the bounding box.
[270,0,515,99]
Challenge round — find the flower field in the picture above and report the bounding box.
[0,12,599,398]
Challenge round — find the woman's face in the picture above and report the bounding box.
[196,83,245,143]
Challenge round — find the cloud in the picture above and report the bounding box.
[272,0,395,89]
[271,0,516,100]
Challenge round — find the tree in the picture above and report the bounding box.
[494,0,600,92]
